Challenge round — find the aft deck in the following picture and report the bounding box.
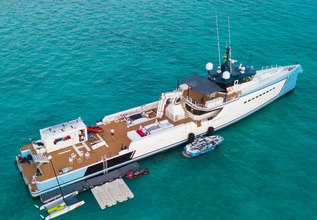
[17,106,197,193]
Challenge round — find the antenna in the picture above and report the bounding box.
[227,16,231,46]
[249,53,253,66]
[216,14,221,67]
[227,16,232,72]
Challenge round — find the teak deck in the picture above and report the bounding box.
[18,106,197,193]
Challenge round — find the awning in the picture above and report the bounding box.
[180,74,225,94]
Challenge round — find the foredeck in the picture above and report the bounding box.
[18,106,197,193]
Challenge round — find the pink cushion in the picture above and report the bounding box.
[136,129,147,137]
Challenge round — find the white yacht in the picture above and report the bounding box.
[16,41,303,197]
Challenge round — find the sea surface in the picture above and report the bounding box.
[0,0,316,219]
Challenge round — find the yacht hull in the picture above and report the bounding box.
[23,65,302,197]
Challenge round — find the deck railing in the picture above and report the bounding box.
[182,92,230,110]
[261,64,280,70]
[102,101,158,124]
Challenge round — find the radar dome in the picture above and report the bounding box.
[222,71,231,80]
[240,66,246,74]
[206,62,213,71]
[217,66,221,74]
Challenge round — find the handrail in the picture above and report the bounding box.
[103,101,158,124]
[183,90,242,111]
[182,96,223,111]
[182,97,206,111]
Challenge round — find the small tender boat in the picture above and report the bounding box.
[47,203,64,213]
[182,135,224,158]
[87,126,104,133]
[125,168,149,179]
[40,191,85,220]
[45,200,85,220]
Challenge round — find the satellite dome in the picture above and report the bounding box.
[206,62,213,71]
[223,71,231,80]
[217,66,221,74]
[240,66,246,74]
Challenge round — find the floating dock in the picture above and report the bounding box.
[91,178,134,209]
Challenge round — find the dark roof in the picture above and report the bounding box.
[181,74,225,94]
[210,63,256,84]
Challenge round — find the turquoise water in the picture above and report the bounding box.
[1,0,317,219]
